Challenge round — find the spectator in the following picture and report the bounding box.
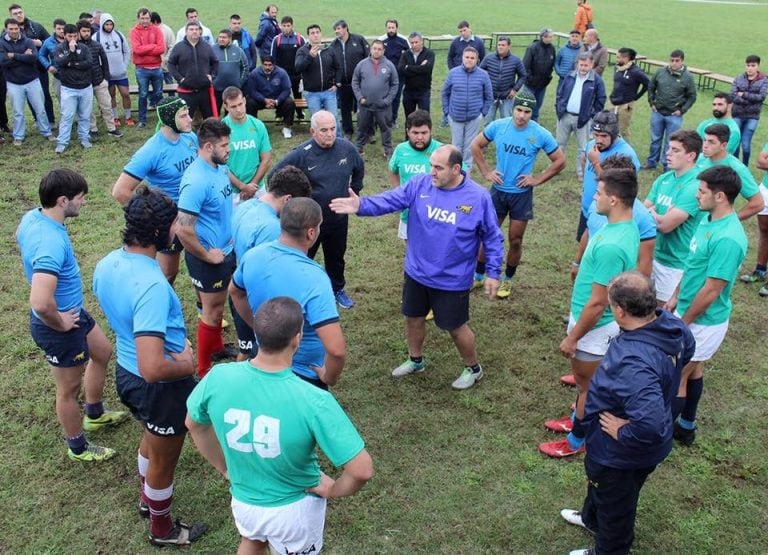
[731,54,768,165]
[523,28,556,121]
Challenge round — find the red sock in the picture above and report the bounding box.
[197,319,223,377]
[145,483,174,538]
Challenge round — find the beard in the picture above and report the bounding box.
[712,109,726,118]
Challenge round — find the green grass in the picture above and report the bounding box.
[1,1,768,553]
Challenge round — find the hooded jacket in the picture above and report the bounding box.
[731,72,768,120]
[648,64,697,115]
[254,12,279,61]
[583,310,695,469]
[523,39,555,89]
[167,38,218,91]
[94,14,130,81]
[573,3,594,37]
[295,43,341,92]
[130,22,164,69]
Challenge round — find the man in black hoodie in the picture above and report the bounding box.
[522,28,556,122]
[54,23,92,153]
[168,21,218,119]
[77,19,121,138]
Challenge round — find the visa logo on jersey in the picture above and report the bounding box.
[426,205,457,224]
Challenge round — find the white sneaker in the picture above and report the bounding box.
[451,366,483,390]
[282,127,292,139]
[561,509,594,534]
[569,549,594,555]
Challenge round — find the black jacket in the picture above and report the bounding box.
[610,62,650,105]
[167,39,218,91]
[397,48,434,93]
[0,34,39,84]
[295,44,341,92]
[78,38,110,86]
[330,33,369,84]
[523,39,556,89]
[54,40,92,89]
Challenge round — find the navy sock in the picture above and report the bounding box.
[67,432,87,454]
[756,264,767,274]
[410,356,423,364]
[571,416,585,439]
[84,401,104,419]
[469,363,482,374]
[682,378,703,423]
[505,265,517,279]
[671,396,686,421]
[475,261,486,274]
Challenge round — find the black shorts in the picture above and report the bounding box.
[491,187,534,222]
[30,308,96,368]
[184,250,236,293]
[159,234,184,256]
[576,212,588,242]
[296,372,329,391]
[401,273,470,331]
[115,364,197,437]
[229,296,255,354]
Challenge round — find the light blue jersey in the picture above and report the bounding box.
[232,199,280,260]
[178,157,234,254]
[17,209,82,315]
[482,118,559,194]
[586,199,657,241]
[582,138,640,216]
[232,241,339,379]
[93,249,187,378]
[123,132,198,202]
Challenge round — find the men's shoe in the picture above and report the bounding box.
[137,121,147,128]
[125,117,136,126]
[55,145,66,154]
[90,130,100,137]
[0,135,4,144]
[67,443,116,462]
[13,139,23,146]
[560,509,594,533]
[296,111,305,120]
[560,374,576,386]
[282,127,292,138]
[640,164,657,171]
[452,366,483,390]
[139,500,150,519]
[211,345,239,363]
[759,282,768,297]
[81,142,93,149]
[149,520,208,547]
[473,273,485,289]
[46,134,57,142]
[673,421,696,446]
[108,129,124,138]
[83,409,129,431]
[384,150,393,160]
[335,289,355,309]
[368,134,377,144]
[538,438,585,458]
[0,124,9,132]
[569,549,595,555]
[114,118,121,127]
[740,270,766,283]
[392,358,426,378]
[545,416,573,433]
[497,278,512,299]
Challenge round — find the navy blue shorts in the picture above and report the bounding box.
[30,308,95,367]
[401,273,469,331]
[115,364,197,437]
[108,78,130,87]
[229,296,255,354]
[491,187,534,222]
[184,250,236,293]
[159,234,184,256]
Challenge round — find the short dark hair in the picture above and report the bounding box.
[497,36,510,46]
[370,39,384,49]
[600,168,638,208]
[185,7,198,17]
[697,166,741,204]
[333,19,348,30]
[230,14,240,21]
[52,18,65,27]
[406,109,432,130]
[149,12,161,24]
[7,4,22,13]
[713,91,732,104]
[670,49,685,60]
[280,16,293,24]
[617,47,637,60]
[600,154,636,171]
[608,272,657,319]
[307,24,320,34]
[4,17,16,27]
[280,197,322,239]
[122,185,178,249]
[76,19,91,30]
[63,23,77,35]
[386,19,398,27]
[221,85,243,103]
[253,297,304,354]
[669,129,702,156]
[462,46,478,57]
[136,7,150,18]
[746,54,761,65]
[39,169,88,208]
[704,123,730,145]
[78,12,91,20]
[218,28,232,37]
[457,20,469,29]
[261,54,274,64]
[197,118,231,146]
[267,165,312,198]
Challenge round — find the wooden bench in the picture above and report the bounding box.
[686,66,712,89]
[700,72,734,91]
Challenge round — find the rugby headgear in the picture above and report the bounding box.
[514,88,537,110]
[591,110,619,141]
[156,97,188,133]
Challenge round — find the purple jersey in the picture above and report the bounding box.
[358,173,503,291]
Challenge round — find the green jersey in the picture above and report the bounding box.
[223,114,272,191]
[696,153,759,198]
[186,361,365,507]
[571,219,640,328]
[696,118,741,155]
[388,138,442,222]
[647,167,701,269]
[677,212,747,325]
[762,143,768,184]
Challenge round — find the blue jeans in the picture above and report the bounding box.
[135,67,163,124]
[733,117,759,166]
[304,90,341,136]
[6,79,51,140]
[57,85,92,147]
[647,111,682,169]
[530,86,547,122]
[448,114,483,169]
[485,98,514,124]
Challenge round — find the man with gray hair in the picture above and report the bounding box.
[580,28,607,76]
[555,52,606,181]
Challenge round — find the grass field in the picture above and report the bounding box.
[1,1,768,553]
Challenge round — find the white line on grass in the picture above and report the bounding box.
[676,0,766,4]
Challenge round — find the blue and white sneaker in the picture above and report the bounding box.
[335,289,355,309]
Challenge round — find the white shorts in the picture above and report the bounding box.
[652,260,684,302]
[687,319,729,362]
[398,219,407,240]
[231,494,327,553]
[568,314,620,357]
[758,183,768,216]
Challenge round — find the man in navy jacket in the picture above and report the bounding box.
[561,272,695,555]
